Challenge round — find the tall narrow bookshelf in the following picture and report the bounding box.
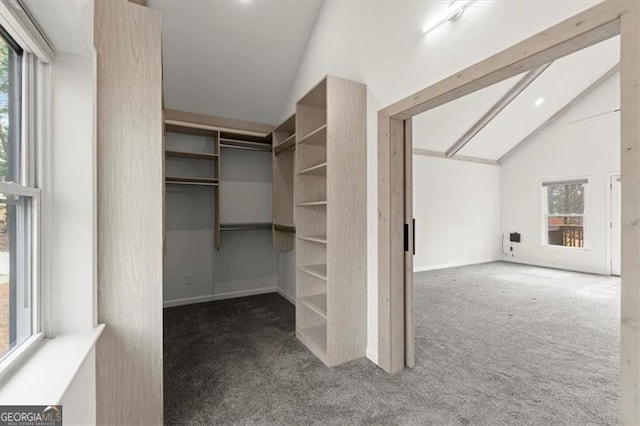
[272,114,296,250]
[295,76,367,367]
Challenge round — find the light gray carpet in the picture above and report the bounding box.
[164,262,620,425]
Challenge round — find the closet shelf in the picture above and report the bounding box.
[166,176,219,186]
[220,223,272,231]
[298,264,327,281]
[165,150,218,160]
[298,162,327,176]
[273,223,296,233]
[298,124,327,145]
[220,138,272,152]
[297,235,327,244]
[300,293,327,318]
[274,133,296,155]
[298,200,327,207]
[298,324,327,361]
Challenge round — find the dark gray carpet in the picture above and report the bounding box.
[164,262,620,425]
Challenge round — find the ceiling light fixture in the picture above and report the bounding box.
[422,0,477,35]
[534,98,545,107]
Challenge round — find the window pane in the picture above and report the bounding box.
[0,28,23,183]
[0,193,32,359]
[547,184,584,215]
[547,216,584,248]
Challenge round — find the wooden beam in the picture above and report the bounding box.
[445,63,551,157]
[414,148,498,166]
[164,109,274,137]
[382,1,628,120]
[498,62,620,164]
[620,2,640,423]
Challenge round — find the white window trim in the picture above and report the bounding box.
[540,179,589,251]
[0,0,51,377]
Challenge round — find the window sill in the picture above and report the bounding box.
[0,324,105,405]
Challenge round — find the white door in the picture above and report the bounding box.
[611,175,621,276]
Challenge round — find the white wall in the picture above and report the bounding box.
[280,0,600,363]
[501,73,620,274]
[50,53,96,334]
[413,156,500,271]
[164,133,278,306]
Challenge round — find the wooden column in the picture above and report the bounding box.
[95,1,163,424]
[620,2,640,423]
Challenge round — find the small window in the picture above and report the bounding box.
[543,181,585,248]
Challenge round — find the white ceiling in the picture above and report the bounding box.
[414,35,620,161]
[149,0,323,125]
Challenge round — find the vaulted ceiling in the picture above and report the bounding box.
[413,36,620,162]
[149,0,323,125]
[150,1,618,162]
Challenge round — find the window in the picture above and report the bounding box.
[0,26,39,360]
[543,180,586,248]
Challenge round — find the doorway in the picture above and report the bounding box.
[377,1,639,422]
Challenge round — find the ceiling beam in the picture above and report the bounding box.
[413,148,498,166]
[498,62,620,165]
[445,62,552,158]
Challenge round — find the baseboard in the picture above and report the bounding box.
[366,347,378,364]
[276,288,296,305]
[501,257,610,276]
[163,286,277,308]
[414,257,499,273]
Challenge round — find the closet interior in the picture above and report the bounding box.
[164,75,367,367]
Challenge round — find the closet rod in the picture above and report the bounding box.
[165,181,219,187]
[220,223,272,231]
[220,144,272,152]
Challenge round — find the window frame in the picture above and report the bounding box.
[541,179,588,250]
[0,0,51,375]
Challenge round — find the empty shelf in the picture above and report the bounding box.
[166,176,219,186]
[298,201,327,207]
[297,235,327,244]
[300,293,327,318]
[165,150,218,160]
[299,264,327,281]
[274,133,296,155]
[274,223,296,233]
[298,162,327,176]
[220,223,272,231]
[298,124,327,145]
[298,324,327,360]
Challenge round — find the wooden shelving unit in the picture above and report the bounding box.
[164,109,273,250]
[295,76,367,367]
[272,114,296,251]
[165,150,219,160]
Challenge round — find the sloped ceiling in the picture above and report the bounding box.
[149,0,323,125]
[414,36,620,161]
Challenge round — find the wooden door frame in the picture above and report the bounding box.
[378,0,640,422]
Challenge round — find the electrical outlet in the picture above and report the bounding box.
[185,274,192,285]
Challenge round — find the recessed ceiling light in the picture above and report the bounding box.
[534,98,545,107]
